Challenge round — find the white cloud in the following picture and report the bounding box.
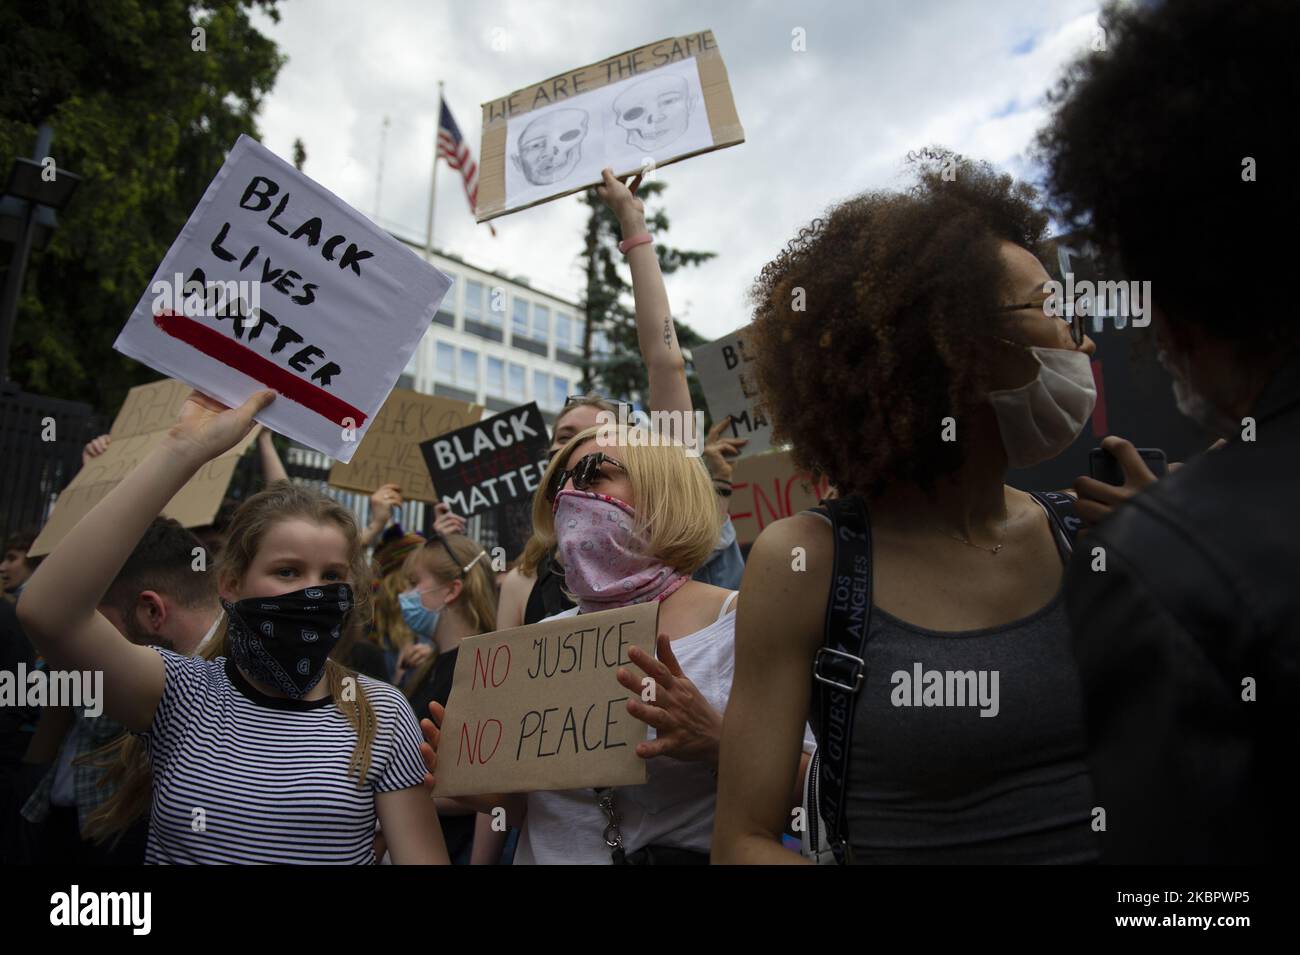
[248,0,1101,340]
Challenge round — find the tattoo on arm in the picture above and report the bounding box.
[663,317,672,349]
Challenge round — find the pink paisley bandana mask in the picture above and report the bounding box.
[551,489,688,614]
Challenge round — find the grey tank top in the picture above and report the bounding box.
[808,501,1099,864]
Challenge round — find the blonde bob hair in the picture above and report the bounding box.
[532,425,721,576]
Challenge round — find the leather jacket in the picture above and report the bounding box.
[1064,356,1300,863]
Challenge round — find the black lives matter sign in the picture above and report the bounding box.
[419,402,550,517]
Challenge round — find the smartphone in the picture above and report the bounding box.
[1088,446,1168,487]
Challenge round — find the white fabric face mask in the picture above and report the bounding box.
[988,346,1097,468]
[1155,345,1237,438]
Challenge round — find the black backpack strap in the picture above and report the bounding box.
[1027,490,1083,557]
[808,495,872,865]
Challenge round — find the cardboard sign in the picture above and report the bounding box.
[729,450,832,548]
[113,134,452,463]
[433,602,657,796]
[419,402,550,517]
[477,30,744,221]
[692,326,771,457]
[327,389,483,503]
[29,379,259,556]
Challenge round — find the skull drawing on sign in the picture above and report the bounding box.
[512,108,588,185]
[612,74,694,152]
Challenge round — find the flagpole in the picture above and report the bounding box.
[425,80,443,262]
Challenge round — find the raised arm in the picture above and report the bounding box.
[713,513,829,864]
[595,168,692,422]
[256,427,289,484]
[17,389,275,732]
[359,483,402,550]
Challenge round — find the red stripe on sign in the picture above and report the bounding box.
[153,311,366,428]
[1090,358,1108,437]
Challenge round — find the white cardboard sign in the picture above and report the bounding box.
[113,134,451,462]
[692,326,772,457]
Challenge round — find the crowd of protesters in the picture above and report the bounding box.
[1,0,1294,865]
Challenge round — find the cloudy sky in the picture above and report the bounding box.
[248,0,1100,341]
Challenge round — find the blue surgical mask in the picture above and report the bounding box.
[399,588,439,639]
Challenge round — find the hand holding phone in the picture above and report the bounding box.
[1088,445,1167,487]
[1072,437,1167,527]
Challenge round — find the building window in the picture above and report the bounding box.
[512,297,529,339]
[555,312,571,350]
[459,348,478,389]
[507,362,526,401]
[435,274,456,327]
[552,376,569,410]
[533,304,550,343]
[484,284,503,328]
[435,342,455,383]
[533,370,550,408]
[486,356,504,397]
[592,328,611,357]
[465,280,484,321]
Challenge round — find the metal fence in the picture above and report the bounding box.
[0,386,105,541]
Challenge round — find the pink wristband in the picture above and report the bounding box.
[618,233,654,255]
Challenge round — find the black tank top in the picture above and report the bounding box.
[524,550,575,625]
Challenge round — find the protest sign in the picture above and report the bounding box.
[113,134,452,463]
[692,325,771,457]
[729,449,833,548]
[476,29,744,221]
[433,602,657,796]
[29,379,259,556]
[419,401,550,517]
[327,388,483,503]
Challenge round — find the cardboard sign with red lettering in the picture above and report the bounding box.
[327,388,483,503]
[729,449,832,548]
[113,135,452,463]
[432,602,658,797]
[29,379,259,557]
[418,401,550,516]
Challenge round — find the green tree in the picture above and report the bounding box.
[577,179,714,413]
[0,0,285,412]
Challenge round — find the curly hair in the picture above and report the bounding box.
[749,149,1048,498]
[1036,0,1295,353]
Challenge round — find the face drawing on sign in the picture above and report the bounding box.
[612,74,695,152]
[512,109,589,185]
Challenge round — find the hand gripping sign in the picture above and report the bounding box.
[433,602,658,797]
[113,135,452,462]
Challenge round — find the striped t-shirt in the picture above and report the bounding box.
[140,648,427,864]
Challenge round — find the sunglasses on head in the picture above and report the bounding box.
[426,533,485,578]
[546,452,627,503]
[564,394,633,417]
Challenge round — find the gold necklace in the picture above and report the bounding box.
[938,512,1010,554]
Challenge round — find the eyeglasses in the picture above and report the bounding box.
[426,533,485,578]
[546,452,627,502]
[997,298,1086,347]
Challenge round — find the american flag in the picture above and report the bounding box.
[437,99,495,235]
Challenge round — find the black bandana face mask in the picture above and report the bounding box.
[221,583,352,698]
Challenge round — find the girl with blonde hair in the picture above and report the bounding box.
[398,531,499,863]
[18,390,448,864]
[422,423,812,864]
